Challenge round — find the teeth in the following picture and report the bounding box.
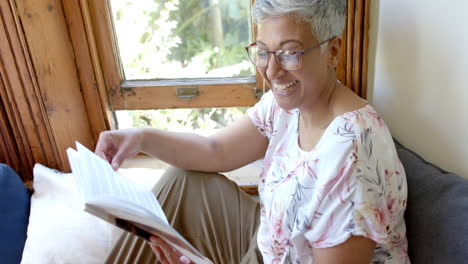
[274,80,297,91]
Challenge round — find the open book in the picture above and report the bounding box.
[66,142,209,263]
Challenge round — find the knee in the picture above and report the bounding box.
[158,167,193,186]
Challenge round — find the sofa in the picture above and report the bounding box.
[394,140,468,263]
[1,140,467,263]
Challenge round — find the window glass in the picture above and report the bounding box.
[116,107,248,134]
[110,0,254,80]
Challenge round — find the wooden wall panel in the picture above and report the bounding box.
[13,0,96,171]
[0,0,98,180]
[345,0,370,98]
[0,0,59,181]
[0,82,23,175]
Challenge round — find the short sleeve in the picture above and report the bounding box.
[247,91,277,140]
[303,122,407,249]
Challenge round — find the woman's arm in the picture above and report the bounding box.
[96,114,268,172]
[312,236,376,264]
[140,114,268,171]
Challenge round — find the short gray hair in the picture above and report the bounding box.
[252,0,347,42]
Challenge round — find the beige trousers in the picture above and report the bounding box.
[105,167,263,264]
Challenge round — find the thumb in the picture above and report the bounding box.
[111,156,122,171]
[110,147,126,171]
[110,142,138,171]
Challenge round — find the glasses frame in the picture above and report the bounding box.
[245,37,335,71]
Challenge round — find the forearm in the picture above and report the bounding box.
[140,128,221,171]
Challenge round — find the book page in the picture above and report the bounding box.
[67,142,168,225]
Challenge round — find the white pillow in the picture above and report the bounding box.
[21,164,163,264]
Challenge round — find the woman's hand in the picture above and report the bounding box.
[148,236,192,264]
[95,128,145,170]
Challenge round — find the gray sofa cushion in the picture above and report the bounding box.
[394,140,468,263]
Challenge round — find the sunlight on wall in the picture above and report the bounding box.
[368,0,468,178]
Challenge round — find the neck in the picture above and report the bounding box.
[298,77,339,129]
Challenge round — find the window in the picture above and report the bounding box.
[108,0,255,130]
[110,0,254,80]
[89,0,262,117]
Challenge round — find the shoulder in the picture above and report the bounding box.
[327,101,398,167]
[329,84,391,147]
[330,83,368,117]
[337,105,405,185]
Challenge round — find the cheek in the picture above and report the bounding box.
[295,67,328,94]
[295,69,320,86]
[300,58,328,81]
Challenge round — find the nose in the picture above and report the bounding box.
[265,54,286,80]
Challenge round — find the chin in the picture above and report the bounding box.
[271,85,302,111]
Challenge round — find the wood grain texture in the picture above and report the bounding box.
[62,0,112,139]
[337,25,347,84]
[0,0,60,180]
[361,0,370,99]
[116,80,258,110]
[250,0,266,98]
[352,0,364,96]
[14,0,95,171]
[0,80,22,174]
[347,0,370,98]
[87,0,124,113]
[346,0,356,89]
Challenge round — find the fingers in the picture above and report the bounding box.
[111,141,139,171]
[149,236,188,263]
[95,131,129,171]
[96,129,142,171]
[95,131,114,163]
[179,255,192,264]
[149,243,169,263]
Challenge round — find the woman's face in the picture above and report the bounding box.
[256,15,336,111]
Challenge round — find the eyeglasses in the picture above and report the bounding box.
[245,38,334,71]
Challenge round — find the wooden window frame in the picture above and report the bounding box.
[88,0,259,112]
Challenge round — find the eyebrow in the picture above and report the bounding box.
[256,39,303,48]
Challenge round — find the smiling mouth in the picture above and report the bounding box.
[272,80,299,93]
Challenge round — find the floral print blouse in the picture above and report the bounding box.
[247,92,410,263]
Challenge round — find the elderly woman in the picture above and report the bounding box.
[98,0,409,263]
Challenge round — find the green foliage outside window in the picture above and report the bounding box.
[120,107,248,130]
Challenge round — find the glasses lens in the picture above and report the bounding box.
[277,51,301,71]
[247,46,268,67]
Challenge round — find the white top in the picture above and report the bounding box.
[247,91,409,263]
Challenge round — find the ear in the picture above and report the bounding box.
[327,37,343,68]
